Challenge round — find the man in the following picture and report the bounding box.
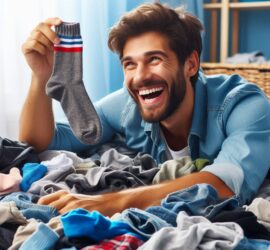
[19,3,270,216]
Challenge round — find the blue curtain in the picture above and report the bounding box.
[54,0,203,118]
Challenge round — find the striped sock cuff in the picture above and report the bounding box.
[54,22,83,52]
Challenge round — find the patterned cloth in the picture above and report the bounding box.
[81,234,144,250]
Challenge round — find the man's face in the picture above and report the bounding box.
[122,31,187,123]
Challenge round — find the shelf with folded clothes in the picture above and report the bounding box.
[203,0,270,62]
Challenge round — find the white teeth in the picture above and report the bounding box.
[139,87,163,96]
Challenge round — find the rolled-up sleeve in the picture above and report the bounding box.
[202,90,270,204]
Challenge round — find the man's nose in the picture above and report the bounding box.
[133,64,151,84]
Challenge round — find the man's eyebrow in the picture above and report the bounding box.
[121,56,132,65]
[144,50,168,58]
[121,50,168,64]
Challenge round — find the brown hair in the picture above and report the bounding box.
[108,3,203,84]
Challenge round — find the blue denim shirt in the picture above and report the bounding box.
[49,71,270,204]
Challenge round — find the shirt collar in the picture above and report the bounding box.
[190,70,207,141]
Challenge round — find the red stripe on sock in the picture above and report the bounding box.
[54,47,83,52]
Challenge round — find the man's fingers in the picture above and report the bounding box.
[22,17,62,57]
[29,31,54,51]
[38,190,68,205]
[34,22,60,44]
[44,17,62,26]
[22,40,47,55]
[49,193,79,214]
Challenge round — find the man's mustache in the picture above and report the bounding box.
[131,79,166,90]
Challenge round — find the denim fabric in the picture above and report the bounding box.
[146,184,238,226]
[1,192,59,222]
[48,70,270,204]
[120,207,170,239]
[235,238,270,250]
[146,205,177,227]
[138,211,244,250]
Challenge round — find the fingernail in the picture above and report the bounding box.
[54,38,60,44]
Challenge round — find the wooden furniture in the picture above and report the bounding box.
[204,0,270,62]
[201,62,270,98]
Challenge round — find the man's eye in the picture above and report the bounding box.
[124,62,135,69]
[150,56,161,63]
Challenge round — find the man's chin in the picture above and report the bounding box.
[140,110,164,123]
[140,106,178,123]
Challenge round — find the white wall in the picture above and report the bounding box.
[0,0,58,140]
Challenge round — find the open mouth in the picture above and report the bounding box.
[138,87,164,103]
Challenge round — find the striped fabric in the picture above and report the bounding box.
[54,34,83,52]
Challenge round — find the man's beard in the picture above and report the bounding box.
[129,72,187,123]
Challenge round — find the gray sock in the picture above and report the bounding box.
[46,22,101,145]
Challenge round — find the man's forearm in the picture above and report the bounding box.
[121,171,234,210]
[38,171,235,216]
[19,74,55,151]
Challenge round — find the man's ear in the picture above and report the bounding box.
[184,50,199,78]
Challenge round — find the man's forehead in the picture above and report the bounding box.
[122,32,170,59]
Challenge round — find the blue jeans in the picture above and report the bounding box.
[120,207,170,239]
[1,192,59,222]
[147,184,239,226]
[236,238,270,250]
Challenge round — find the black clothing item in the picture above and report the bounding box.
[0,223,18,250]
[211,208,270,240]
[54,236,95,249]
[0,137,39,173]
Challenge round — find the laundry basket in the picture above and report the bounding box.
[201,63,270,99]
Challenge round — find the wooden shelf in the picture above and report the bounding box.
[204,3,222,9]
[204,1,270,10]
[203,0,270,62]
[230,1,270,10]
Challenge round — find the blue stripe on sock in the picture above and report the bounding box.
[59,41,83,45]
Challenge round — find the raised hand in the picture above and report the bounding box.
[22,18,62,83]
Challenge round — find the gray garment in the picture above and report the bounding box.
[38,182,72,196]
[244,197,270,230]
[39,150,88,167]
[65,148,159,194]
[28,153,75,195]
[80,133,138,160]
[45,22,101,145]
[226,51,266,64]
[75,161,97,174]
[94,133,138,159]
[152,156,195,184]
[39,150,97,174]
[138,211,244,250]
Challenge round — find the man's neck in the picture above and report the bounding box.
[160,81,194,151]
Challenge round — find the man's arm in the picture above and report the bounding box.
[19,18,62,151]
[19,74,54,151]
[38,171,234,216]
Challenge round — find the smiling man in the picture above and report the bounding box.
[19,3,270,215]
